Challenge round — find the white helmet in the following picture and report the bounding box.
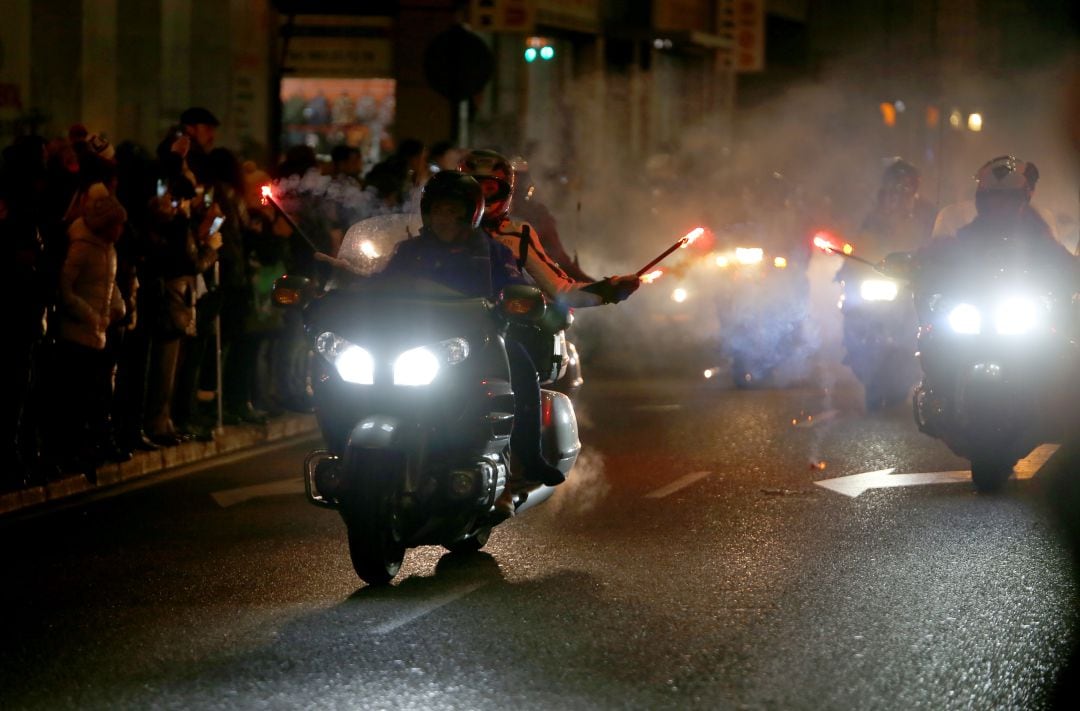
[974,155,1036,193]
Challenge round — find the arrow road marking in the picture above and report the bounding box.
[815,444,1060,498]
[370,582,488,634]
[211,478,306,508]
[645,471,712,499]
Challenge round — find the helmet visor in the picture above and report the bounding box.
[477,176,512,203]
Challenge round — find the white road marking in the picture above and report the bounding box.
[211,478,306,508]
[632,404,684,412]
[793,409,840,428]
[815,444,1061,498]
[645,471,712,499]
[1014,444,1060,479]
[370,582,487,634]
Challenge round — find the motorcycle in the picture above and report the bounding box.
[277,217,582,585]
[890,251,1078,491]
[713,243,811,388]
[835,259,920,410]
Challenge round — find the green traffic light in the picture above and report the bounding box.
[524,47,538,62]
[540,45,555,60]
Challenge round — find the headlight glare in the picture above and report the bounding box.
[859,279,899,302]
[994,296,1038,335]
[315,332,374,384]
[735,247,764,265]
[947,303,982,334]
[394,347,441,386]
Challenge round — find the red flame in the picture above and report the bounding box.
[640,269,665,284]
[682,227,706,247]
[813,231,839,253]
[260,184,273,207]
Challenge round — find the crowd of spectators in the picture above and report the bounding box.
[1,107,445,493]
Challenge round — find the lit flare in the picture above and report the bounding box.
[640,269,664,284]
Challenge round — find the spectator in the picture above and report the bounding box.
[49,184,129,474]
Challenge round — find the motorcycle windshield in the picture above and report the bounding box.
[336,213,424,278]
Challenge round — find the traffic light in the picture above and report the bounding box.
[524,37,554,62]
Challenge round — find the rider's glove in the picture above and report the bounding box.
[582,275,641,304]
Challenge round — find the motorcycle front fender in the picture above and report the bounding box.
[347,415,410,450]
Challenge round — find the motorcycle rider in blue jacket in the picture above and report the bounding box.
[383,171,565,517]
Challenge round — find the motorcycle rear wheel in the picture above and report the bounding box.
[443,526,492,554]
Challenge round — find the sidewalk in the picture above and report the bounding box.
[0,413,319,517]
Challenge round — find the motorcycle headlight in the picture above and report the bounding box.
[859,279,899,302]
[735,247,764,265]
[315,332,374,385]
[993,296,1038,335]
[947,303,982,335]
[393,338,470,386]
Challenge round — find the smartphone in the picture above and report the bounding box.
[204,187,215,208]
[156,178,166,198]
[209,216,225,235]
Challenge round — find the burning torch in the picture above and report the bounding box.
[261,184,321,253]
[812,231,879,269]
[636,227,706,277]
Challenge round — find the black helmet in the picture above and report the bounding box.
[458,149,515,222]
[882,158,919,190]
[420,171,484,229]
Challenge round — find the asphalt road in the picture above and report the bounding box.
[1,377,1077,710]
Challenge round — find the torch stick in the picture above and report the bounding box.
[261,185,321,253]
[636,227,705,277]
[813,233,879,269]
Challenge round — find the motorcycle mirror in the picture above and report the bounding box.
[272,274,314,307]
[497,285,547,322]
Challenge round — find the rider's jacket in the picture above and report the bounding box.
[384,226,530,299]
[484,217,603,307]
[915,209,1078,297]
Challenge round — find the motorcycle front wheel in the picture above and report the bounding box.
[341,477,406,586]
[970,455,1016,493]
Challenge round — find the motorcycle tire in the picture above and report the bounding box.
[443,526,492,554]
[341,480,406,586]
[970,455,1016,493]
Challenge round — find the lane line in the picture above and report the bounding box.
[212,478,306,508]
[645,471,712,499]
[632,404,683,413]
[370,582,488,634]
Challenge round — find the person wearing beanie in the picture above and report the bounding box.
[48,183,131,474]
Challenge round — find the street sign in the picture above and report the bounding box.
[423,25,495,102]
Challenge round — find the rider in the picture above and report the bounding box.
[508,155,595,282]
[383,171,566,517]
[916,155,1077,299]
[458,149,639,306]
[857,158,935,256]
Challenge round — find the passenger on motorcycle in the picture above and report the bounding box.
[382,171,567,516]
[458,149,640,306]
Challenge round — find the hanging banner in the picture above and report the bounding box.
[470,0,536,32]
[719,0,765,73]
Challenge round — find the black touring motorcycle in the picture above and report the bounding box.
[854,243,1077,492]
[276,217,581,585]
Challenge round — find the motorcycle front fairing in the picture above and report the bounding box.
[304,276,515,543]
[913,266,1077,459]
